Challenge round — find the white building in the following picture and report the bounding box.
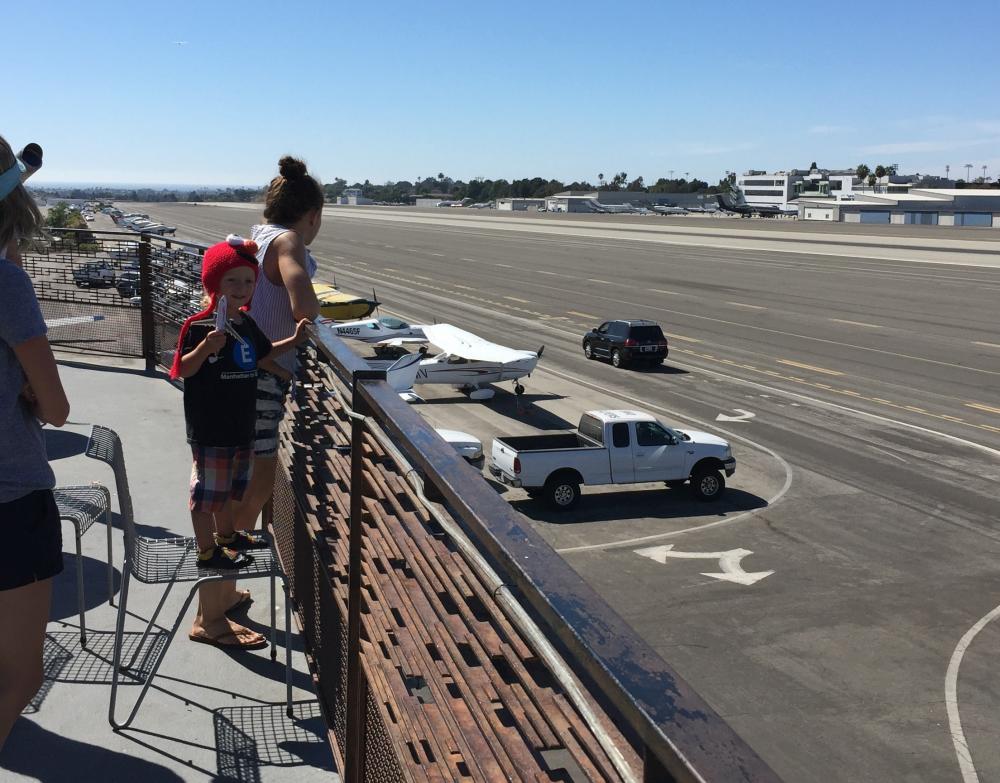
[735,171,800,210]
[798,189,1000,226]
[337,187,373,206]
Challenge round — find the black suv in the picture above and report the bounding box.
[582,319,669,368]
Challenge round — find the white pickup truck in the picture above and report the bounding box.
[489,410,735,509]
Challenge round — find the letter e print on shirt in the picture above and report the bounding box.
[233,337,257,371]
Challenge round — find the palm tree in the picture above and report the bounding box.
[856,164,870,186]
[598,173,605,190]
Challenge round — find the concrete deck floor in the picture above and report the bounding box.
[0,352,338,782]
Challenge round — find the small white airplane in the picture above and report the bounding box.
[651,204,689,216]
[319,315,427,348]
[587,200,638,214]
[412,323,543,400]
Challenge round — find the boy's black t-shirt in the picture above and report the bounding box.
[182,314,273,446]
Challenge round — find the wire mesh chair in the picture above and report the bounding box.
[81,426,292,731]
[53,480,113,648]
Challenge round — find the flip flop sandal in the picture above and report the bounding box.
[197,545,254,570]
[188,631,268,650]
[216,530,271,551]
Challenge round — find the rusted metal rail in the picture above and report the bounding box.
[270,325,784,782]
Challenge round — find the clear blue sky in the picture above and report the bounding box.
[9,0,1000,187]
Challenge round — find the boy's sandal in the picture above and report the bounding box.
[197,545,254,570]
[216,530,271,551]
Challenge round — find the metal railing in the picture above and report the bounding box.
[269,325,783,782]
[23,228,205,373]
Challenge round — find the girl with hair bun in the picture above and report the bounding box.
[240,156,323,510]
[0,133,70,746]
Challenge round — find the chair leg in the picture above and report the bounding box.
[270,570,277,662]
[102,488,114,607]
[109,566,132,729]
[284,580,293,718]
[74,522,87,649]
[110,578,205,731]
[121,577,175,671]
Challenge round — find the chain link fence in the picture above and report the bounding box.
[22,228,205,370]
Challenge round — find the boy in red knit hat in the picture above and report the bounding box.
[172,235,308,570]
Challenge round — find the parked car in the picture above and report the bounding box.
[489,409,734,509]
[582,319,668,368]
[435,428,484,467]
[116,270,140,298]
[73,261,116,288]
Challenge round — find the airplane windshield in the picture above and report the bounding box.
[379,317,409,329]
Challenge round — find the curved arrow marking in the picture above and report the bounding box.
[635,544,773,586]
[716,408,755,422]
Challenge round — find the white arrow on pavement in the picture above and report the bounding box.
[716,408,755,422]
[635,544,773,586]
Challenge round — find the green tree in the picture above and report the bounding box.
[45,202,70,227]
[856,164,870,184]
[867,174,877,188]
[874,165,887,180]
[627,176,645,191]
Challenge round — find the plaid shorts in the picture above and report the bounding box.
[190,444,253,513]
[254,369,291,457]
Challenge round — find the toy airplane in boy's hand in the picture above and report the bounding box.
[203,296,249,363]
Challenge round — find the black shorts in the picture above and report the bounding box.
[0,489,63,591]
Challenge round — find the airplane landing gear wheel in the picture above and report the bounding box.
[514,383,525,396]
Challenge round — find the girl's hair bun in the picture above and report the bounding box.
[278,156,307,180]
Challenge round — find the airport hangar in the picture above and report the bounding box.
[495,190,716,212]
[796,188,1000,226]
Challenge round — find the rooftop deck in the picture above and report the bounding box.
[2,353,335,783]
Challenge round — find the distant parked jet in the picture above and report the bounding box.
[716,187,783,218]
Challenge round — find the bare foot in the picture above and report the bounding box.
[189,617,266,649]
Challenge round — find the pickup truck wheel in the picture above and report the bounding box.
[691,469,725,502]
[546,479,580,510]
[611,349,624,368]
[583,341,595,359]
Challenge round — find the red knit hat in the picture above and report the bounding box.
[168,234,260,379]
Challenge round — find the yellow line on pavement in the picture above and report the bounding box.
[587,278,612,284]
[567,311,598,320]
[651,289,683,296]
[726,301,766,310]
[778,359,844,376]
[973,341,1000,349]
[503,296,531,303]
[664,332,701,343]
[966,402,1000,415]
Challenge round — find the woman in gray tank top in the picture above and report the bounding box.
[189,156,322,648]
[0,134,71,745]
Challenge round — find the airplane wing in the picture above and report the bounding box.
[377,337,428,347]
[422,324,535,362]
[45,315,105,329]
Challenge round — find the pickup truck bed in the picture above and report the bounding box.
[494,433,600,452]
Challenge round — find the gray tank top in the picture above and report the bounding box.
[249,224,318,373]
[0,254,56,502]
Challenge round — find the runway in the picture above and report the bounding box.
[127,202,1000,783]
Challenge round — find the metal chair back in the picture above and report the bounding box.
[85,425,136,558]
